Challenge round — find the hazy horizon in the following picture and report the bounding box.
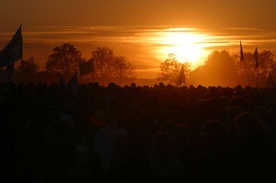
[1,0,276,79]
[1,25,276,78]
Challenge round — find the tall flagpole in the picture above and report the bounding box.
[1,67,4,83]
[93,71,95,83]
[240,41,250,86]
[257,69,259,88]
[244,58,251,86]
[21,59,25,83]
[254,47,259,88]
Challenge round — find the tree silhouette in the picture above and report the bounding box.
[17,56,39,83]
[190,50,238,87]
[234,50,276,87]
[157,53,191,85]
[92,47,114,79]
[259,51,276,86]
[266,65,276,87]
[45,43,83,81]
[91,46,135,80]
[112,56,135,78]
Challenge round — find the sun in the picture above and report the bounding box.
[156,28,208,69]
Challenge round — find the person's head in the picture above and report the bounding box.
[94,94,106,110]
[24,122,46,144]
[234,111,263,137]
[159,120,176,134]
[173,124,191,145]
[228,96,250,111]
[226,106,243,127]
[209,86,218,98]
[119,113,140,136]
[151,132,175,159]
[107,101,122,126]
[202,119,228,139]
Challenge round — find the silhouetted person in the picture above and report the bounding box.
[149,132,186,182]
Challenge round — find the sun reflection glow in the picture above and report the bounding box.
[155,29,209,69]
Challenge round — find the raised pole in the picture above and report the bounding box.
[21,59,25,83]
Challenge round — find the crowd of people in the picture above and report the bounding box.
[1,81,276,182]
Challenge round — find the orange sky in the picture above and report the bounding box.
[1,0,276,78]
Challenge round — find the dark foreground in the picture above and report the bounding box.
[1,82,276,183]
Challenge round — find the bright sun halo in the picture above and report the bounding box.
[157,29,207,69]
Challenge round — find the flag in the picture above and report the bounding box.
[78,58,94,76]
[67,71,79,99]
[0,25,23,68]
[4,63,14,82]
[176,64,185,86]
[254,47,259,68]
[240,41,244,61]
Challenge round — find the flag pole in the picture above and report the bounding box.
[244,57,251,87]
[1,67,4,83]
[240,41,250,86]
[243,58,248,86]
[257,69,259,88]
[254,47,259,88]
[21,59,25,83]
[93,71,95,83]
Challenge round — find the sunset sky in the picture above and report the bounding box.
[1,0,276,78]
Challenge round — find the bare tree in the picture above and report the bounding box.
[45,43,83,80]
[112,56,135,78]
[17,56,39,83]
[234,50,276,87]
[157,53,190,85]
[91,47,135,80]
[92,47,115,79]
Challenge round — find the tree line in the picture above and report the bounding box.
[158,50,276,88]
[8,43,276,87]
[11,43,135,85]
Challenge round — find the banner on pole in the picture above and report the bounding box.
[0,25,23,67]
